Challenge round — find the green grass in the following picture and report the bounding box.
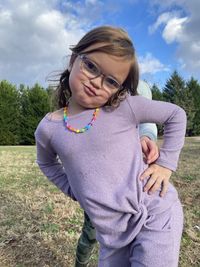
[0,138,200,266]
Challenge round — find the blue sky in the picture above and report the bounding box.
[0,0,199,89]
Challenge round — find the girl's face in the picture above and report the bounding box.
[68,44,131,110]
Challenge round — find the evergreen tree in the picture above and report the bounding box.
[151,84,164,101]
[163,71,195,136]
[46,85,57,111]
[186,77,200,135]
[0,80,21,145]
[19,83,50,144]
[150,84,164,135]
[163,71,185,104]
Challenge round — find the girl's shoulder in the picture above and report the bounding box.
[45,108,64,122]
[124,94,147,108]
[35,109,64,141]
[125,94,145,100]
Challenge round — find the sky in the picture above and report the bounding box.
[0,0,200,89]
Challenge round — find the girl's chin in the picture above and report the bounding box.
[74,93,105,109]
[81,102,99,109]
[78,97,101,109]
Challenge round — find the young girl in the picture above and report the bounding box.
[75,80,159,267]
[35,26,186,267]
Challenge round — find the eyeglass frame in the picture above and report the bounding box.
[77,53,123,91]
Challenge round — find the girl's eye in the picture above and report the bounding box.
[83,59,99,75]
[105,77,120,90]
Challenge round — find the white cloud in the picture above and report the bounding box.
[139,53,170,75]
[162,17,188,44]
[0,0,105,86]
[150,0,200,77]
[149,12,175,34]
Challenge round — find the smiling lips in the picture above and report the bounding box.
[83,84,97,96]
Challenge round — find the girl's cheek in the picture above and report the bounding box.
[69,73,83,91]
[102,88,115,99]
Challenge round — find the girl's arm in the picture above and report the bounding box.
[127,95,186,195]
[127,95,187,171]
[35,119,76,200]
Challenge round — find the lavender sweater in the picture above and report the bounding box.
[35,95,186,248]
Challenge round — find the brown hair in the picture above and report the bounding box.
[54,26,139,108]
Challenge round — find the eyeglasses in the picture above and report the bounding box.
[79,54,122,91]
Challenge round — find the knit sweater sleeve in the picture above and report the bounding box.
[126,95,187,171]
[34,117,76,200]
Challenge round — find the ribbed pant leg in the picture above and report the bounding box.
[98,243,131,267]
[129,200,183,267]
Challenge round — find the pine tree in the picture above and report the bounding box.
[151,84,164,101]
[19,83,50,144]
[46,85,57,111]
[163,71,185,104]
[163,71,195,136]
[186,77,200,135]
[0,80,21,144]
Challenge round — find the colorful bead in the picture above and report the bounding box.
[63,106,99,134]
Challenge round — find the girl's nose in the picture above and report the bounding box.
[90,75,103,89]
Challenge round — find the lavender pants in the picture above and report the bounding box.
[98,200,183,267]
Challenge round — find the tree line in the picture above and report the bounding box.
[0,82,52,145]
[151,71,200,136]
[0,70,200,145]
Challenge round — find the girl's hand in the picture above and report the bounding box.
[140,136,159,164]
[140,164,172,197]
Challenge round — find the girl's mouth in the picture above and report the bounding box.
[83,84,97,96]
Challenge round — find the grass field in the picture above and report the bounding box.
[0,138,200,267]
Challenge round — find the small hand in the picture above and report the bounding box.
[140,164,172,197]
[140,136,159,164]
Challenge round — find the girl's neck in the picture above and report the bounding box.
[67,98,88,116]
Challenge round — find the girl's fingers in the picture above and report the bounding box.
[159,180,169,197]
[147,152,159,164]
[140,167,153,180]
[141,163,172,196]
[143,175,158,192]
[141,140,148,155]
[147,148,159,164]
[148,178,162,194]
[146,144,155,159]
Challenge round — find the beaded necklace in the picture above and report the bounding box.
[63,106,100,133]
